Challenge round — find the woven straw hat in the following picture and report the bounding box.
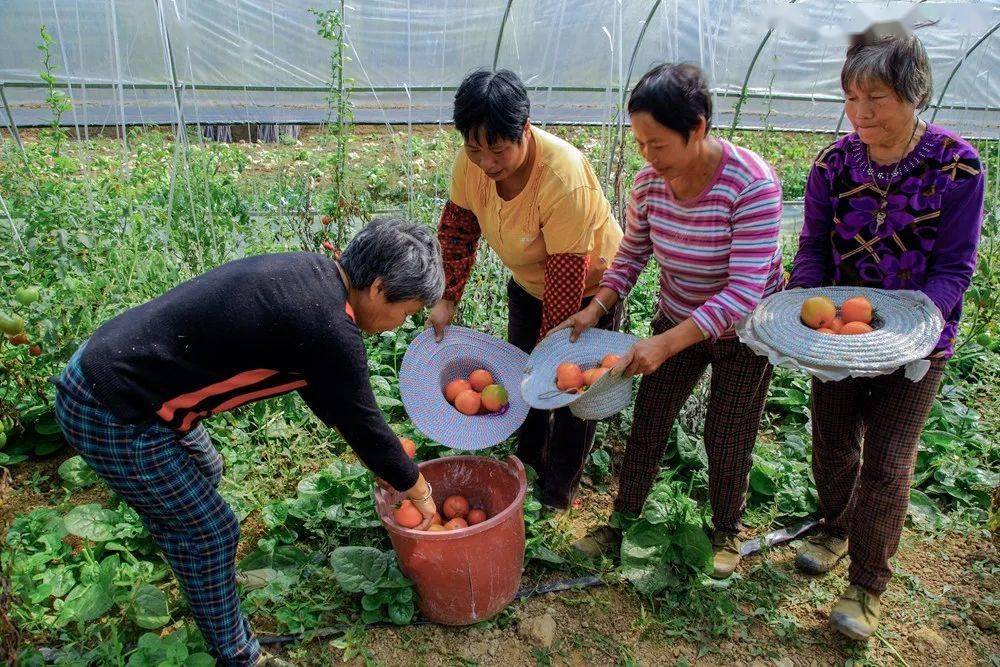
[400,326,530,450]
[521,327,639,420]
[737,287,944,382]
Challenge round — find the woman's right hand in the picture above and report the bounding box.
[405,474,437,530]
[549,304,602,342]
[428,299,456,342]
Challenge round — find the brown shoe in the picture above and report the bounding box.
[710,531,742,580]
[256,650,294,666]
[572,525,622,559]
[795,533,848,574]
[830,584,881,640]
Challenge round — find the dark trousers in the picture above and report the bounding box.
[54,346,257,666]
[810,358,946,594]
[506,279,623,508]
[613,313,773,532]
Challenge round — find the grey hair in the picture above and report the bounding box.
[339,216,445,305]
[842,31,933,111]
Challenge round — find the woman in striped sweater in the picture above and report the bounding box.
[560,64,784,579]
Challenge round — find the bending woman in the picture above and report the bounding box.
[54,218,443,666]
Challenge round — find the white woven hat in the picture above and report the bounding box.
[400,326,530,450]
[521,327,639,420]
[737,287,944,382]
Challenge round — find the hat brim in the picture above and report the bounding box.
[737,287,944,379]
[521,328,638,411]
[400,326,530,451]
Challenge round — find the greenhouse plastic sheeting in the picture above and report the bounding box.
[1,0,997,137]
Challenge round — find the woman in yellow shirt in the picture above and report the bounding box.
[428,69,623,509]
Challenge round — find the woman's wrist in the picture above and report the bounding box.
[589,289,620,317]
[676,319,708,346]
[658,319,705,356]
[405,474,431,501]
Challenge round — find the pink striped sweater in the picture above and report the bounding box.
[601,140,784,339]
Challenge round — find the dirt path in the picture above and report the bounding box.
[281,517,997,666]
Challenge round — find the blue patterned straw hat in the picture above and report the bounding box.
[400,326,530,451]
[521,328,639,420]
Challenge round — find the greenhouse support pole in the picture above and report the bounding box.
[609,0,663,219]
[0,189,27,257]
[621,0,663,122]
[834,107,847,137]
[154,0,187,134]
[930,20,1000,124]
[107,0,129,155]
[155,0,205,269]
[0,84,26,157]
[492,0,515,71]
[728,0,801,139]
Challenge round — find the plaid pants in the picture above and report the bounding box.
[507,279,624,508]
[810,358,946,594]
[53,345,259,666]
[614,314,773,532]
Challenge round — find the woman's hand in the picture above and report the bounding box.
[428,299,456,342]
[549,303,603,342]
[404,474,437,530]
[614,335,673,377]
[615,318,706,377]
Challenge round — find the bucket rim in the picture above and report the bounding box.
[375,455,528,539]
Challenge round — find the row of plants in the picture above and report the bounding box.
[2,27,998,662]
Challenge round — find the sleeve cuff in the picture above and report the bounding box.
[690,307,724,339]
[378,458,420,493]
[599,276,632,302]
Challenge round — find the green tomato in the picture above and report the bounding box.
[0,313,25,336]
[14,287,40,306]
[0,432,6,449]
[976,333,992,349]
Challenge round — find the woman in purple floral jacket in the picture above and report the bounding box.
[787,31,985,640]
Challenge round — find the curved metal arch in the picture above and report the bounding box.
[728,0,801,138]
[153,0,186,132]
[621,0,665,108]
[492,0,516,71]
[610,0,664,157]
[608,0,664,214]
[930,19,1000,124]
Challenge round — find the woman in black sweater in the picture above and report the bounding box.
[53,218,443,666]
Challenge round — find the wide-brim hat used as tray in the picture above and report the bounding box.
[521,327,639,420]
[400,326,530,451]
[737,287,944,382]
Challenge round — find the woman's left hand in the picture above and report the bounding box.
[614,335,674,377]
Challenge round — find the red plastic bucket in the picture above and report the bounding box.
[375,455,527,625]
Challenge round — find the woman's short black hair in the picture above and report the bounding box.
[453,69,530,145]
[628,63,713,142]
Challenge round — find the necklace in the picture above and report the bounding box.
[865,118,921,229]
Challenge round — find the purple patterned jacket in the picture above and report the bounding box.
[788,123,985,357]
